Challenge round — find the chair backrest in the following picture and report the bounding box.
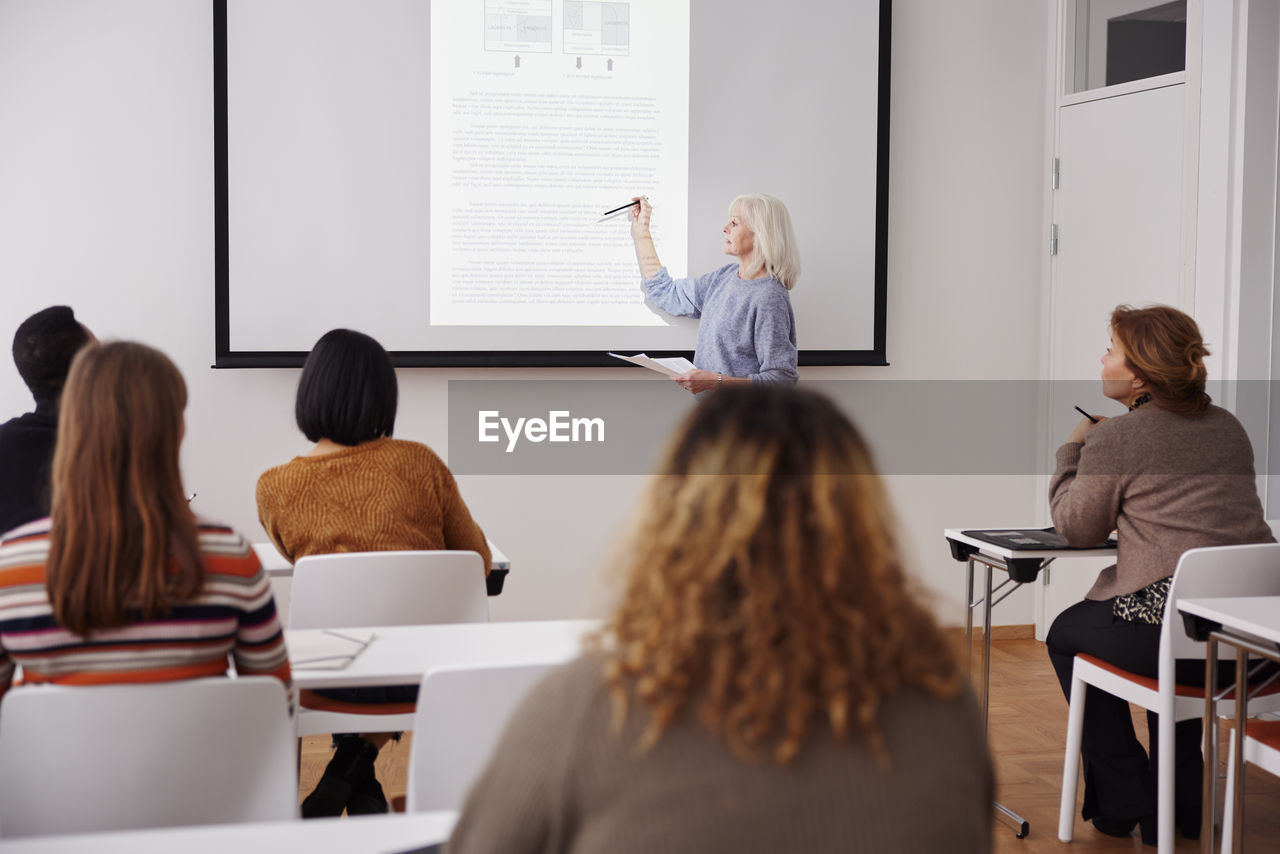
[288,550,488,629]
[1161,542,1280,664]
[0,676,296,838]
[405,661,559,812]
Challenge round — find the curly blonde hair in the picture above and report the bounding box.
[600,386,961,765]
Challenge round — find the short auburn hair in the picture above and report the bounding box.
[1110,304,1211,415]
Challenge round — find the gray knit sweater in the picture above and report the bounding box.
[446,655,993,854]
[643,264,797,384]
[1050,403,1273,600]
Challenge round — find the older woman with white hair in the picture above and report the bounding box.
[630,194,799,394]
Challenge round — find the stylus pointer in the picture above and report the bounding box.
[601,199,642,217]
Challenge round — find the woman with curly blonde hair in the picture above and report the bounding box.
[447,386,993,854]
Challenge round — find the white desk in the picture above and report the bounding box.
[288,619,601,691]
[1177,596,1280,854]
[944,527,1118,839]
[0,810,457,853]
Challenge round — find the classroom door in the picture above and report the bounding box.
[1040,81,1186,635]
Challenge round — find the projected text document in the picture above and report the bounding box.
[431,0,689,326]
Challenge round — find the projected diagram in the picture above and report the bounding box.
[563,2,630,56]
[485,0,552,52]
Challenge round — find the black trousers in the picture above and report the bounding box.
[1045,599,1209,821]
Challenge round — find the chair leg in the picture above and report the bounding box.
[1221,727,1237,852]
[1157,708,1175,854]
[1059,669,1087,842]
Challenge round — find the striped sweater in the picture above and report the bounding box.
[0,518,291,700]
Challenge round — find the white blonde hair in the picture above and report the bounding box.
[730,194,801,290]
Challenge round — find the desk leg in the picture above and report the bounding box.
[1231,645,1247,854]
[1202,638,1217,854]
[975,559,1029,838]
[983,561,994,728]
[965,557,975,675]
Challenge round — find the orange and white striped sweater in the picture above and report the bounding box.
[0,517,290,700]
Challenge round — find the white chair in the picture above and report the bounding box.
[404,661,559,812]
[1220,706,1280,848]
[0,676,296,838]
[289,550,489,737]
[1057,543,1280,852]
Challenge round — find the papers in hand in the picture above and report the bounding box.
[289,629,376,671]
[608,352,695,377]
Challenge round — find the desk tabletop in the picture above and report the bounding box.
[288,618,601,690]
[0,811,457,853]
[944,527,1117,561]
[1177,596,1280,646]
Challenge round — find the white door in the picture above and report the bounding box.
[1039,81,1186,636]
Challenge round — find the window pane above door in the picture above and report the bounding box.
[1071,0,1186,94]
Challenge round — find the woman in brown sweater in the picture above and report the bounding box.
[256,329,489,569]
[257,328,490,817]
[1046,304,1273,844]
[446,386,994,854]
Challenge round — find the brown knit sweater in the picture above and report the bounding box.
[1050,403,1272,600]
[255,438,491,571]
[446,655,994,854]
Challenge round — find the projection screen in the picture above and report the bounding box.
[214,0,889,367]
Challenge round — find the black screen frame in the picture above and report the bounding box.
[212,0,891,369]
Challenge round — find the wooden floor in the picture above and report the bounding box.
[984,636,1280,853]
[299,636,1280,851]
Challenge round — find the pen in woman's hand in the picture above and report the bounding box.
[601,199,642,217]
[1073,405,1098,424]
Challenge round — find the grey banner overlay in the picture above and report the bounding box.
[447,380,1277,475]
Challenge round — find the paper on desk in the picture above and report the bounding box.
[608,352,695,377]
[289,629,375,671]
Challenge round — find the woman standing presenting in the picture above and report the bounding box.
[630,194,799,394]
[1046,304,1273,844]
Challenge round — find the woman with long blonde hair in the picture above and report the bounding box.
[447,385,993,854]
[0,341,289,699]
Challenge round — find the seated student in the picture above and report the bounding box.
[256,328,490,568]
[447,386,994,854]
[0,306,93,535]
[1046,304,1274,844]
[256,328,490,817]
[0,341,289,701]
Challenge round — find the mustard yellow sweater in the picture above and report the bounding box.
[256,438,491,572]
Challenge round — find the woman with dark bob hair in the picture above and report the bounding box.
[1046,304,1273,844]
[256,328,490,817]
[446,386,993,854]
[256,328,490,568]
[0,342,290,699]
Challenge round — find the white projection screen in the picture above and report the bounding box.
[214,0,889,367]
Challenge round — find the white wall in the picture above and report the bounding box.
[0,0,1051,625]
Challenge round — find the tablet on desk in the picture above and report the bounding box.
[961,527,1115,551]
